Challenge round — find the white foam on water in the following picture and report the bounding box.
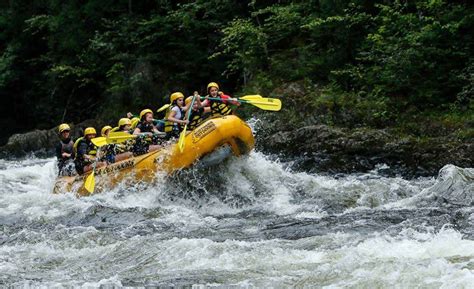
[0,158,94,221]
[1,154,473,287]
[0,151,438,222]
[1,216,473,288]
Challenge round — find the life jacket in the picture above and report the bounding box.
[188,108,208,130]
[164,105,184,132]
[206,92,232,117]
[73,137,83,155]
[208,96,232,117]
[60,139,74,155]
[57,138,74,171]
[136,121,155,133]
[73,137,97,159]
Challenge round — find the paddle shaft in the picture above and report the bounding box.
[178,94,198,152]
[204,96,278,106]
[132,116,165,124]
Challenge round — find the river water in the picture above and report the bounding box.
[0,151,473,288]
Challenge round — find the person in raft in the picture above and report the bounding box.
[99,125,117,164]
[74,127,106,175]
[132,109,162,155]
[184,93,211,131]
[201,82,240,117]
[163,92,190,139]
[111,118,134,162]
[56,123,76,176]
[101,125,112,137]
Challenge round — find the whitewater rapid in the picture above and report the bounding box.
[0,153,473,288]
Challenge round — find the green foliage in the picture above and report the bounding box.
[212,18,268,80]
[0,0,472,144]
[340,1,473,109]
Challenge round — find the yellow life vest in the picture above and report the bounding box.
[73,137,83,156]
[164,106,184,132]
[210,100,232,117]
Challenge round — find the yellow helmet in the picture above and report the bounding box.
[84,127,96,136]
[118,118,132,127]
[185,96,193,106]
[130,117,140,129]
[58,123,71,133]
[139,109,153,120]
[207,82,219,91]
[170,92,185,103]
[101,125,112,136]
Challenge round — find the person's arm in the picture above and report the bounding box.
[167,109,188,125]
[195,95,203,108]
[201,99,209,107]
[152,125,160,134]
[221,94,240,106]
[133,127,141,135]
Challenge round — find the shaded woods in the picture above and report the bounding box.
[1,0,473,145]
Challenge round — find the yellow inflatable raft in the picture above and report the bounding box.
[53,115,255,196]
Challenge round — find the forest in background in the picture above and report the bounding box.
[1,0,472,145]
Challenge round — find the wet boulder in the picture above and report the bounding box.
[433,165,474,206]
[262,124,473,177]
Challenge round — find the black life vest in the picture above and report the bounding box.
[73,137,97,159]
[136,121,155,133]
[60,139,74,156]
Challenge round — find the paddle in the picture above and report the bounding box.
[204,95,281,111]
[239,95,263,100]
[85,132,137,193]
[131,116,165,124]
[91,130,168,147]
[156,104,171,113]
[178,94,198,152]
[91,132,137,147]
[84,147,101,194]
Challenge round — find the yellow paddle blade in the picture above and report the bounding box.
[84,170,95,194]
[106,131,135,144]
[91,137,107,147]
[108,131,132,138]
[242,98,282,111]
[157,104,171,113]
[240,95,263,101]
[107,134,136,144]
[178,126,187,153]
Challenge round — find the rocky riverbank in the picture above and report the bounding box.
[257,124,473,177]
[0,120,100,159]
[250,82,473,177]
